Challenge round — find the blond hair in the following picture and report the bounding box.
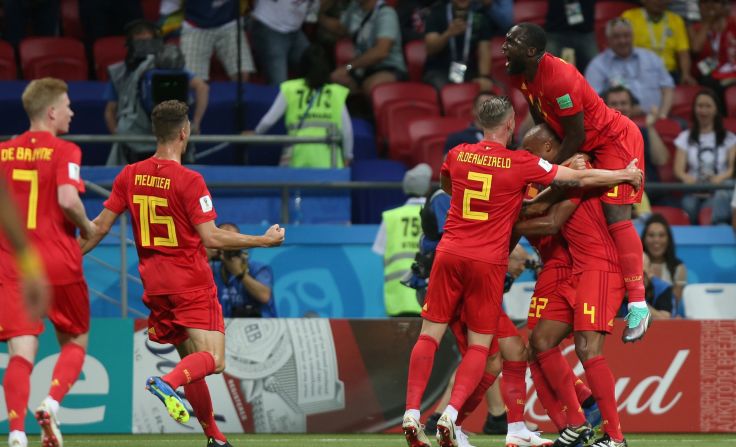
[21,78,69,120]
[151,100,189,143]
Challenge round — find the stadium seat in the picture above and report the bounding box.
[724,117,736,133]
[0,40,17,80]
[384,100,441,163]
[440,82,480,118]
[371,82,438,152]
[503,281,535,321]
[403,40,426,83]
[670,85,702,122]
[683,284,736,319]
[350,159,407,224]
[653,118,682,183]
[595,1,636,49]
[513,0,548,26]
[60,0,84,39]
[725,86,736,117]
[408,116,468,175]
[335,38,354,68]
[651,206,691,226]
[698,207,713,226]
[20,37,88,80]
[141,0,162,22]
[509,88,530,132]
[93,36,126,81]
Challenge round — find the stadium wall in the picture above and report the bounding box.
[1,319,734,434]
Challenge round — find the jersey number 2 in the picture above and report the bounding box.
[462,171,493,221]
[12,169,38,229]
[132,195,178,247]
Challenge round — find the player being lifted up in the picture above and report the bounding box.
[516,124,632,447]
[401,96,642,447]
[0,78,96,447]
[80,100,285,447]
[503,22,651,343]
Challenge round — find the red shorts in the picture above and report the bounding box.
[592,118,645,205]
[422,251,506,334]
[0,277,44,341]
[572,271,625,333]
[143,286,224,345]
[527,267,576,331]
[48,281,90,335]
[450,311,518,357]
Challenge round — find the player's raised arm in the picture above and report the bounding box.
[195,220,285,250]
[515,199,579,236]
[551,159,642,190]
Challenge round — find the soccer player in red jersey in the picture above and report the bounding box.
[402,96,642,447]
[0,78,96,447]
[79,100,285,447]
[503,22,651,343]
[516,125,632,447]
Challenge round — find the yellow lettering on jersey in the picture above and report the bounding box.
[1,148,14,161]
[135,174,171,190]
[607,185,619,198]
[584,303,596,324]
[455,151,511,169]
[1,147,54,162]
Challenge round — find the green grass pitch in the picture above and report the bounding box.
[50,433,736,447]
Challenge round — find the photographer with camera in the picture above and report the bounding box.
[104,19,209,165]
[208,223,276,318]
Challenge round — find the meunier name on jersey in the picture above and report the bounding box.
[456,151,511,169]
[135,174,171,190]
[0,147,54,162]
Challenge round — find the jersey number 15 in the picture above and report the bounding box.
[132,195,178,247]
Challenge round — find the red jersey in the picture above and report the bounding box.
[104,158,217,295]
[509,53,630,152]
[561,191,620,274]
[439,141,558,265]
[527,234,571,270]
[0,131,85,285]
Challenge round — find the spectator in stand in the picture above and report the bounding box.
[668,0,700,25]
[176,0,255,82]
[674,89,736,224]
[422,0,493,91]
[641,213,687,314]
[622,0,697,85]
[690,0,736,113]
[321,0,407,95]
[544,0,598,73]
[251,0,317,85]
[208,223,276,318]
[602,86,670,203]
[396,0,437,44]
[619,252,674,320]
[250,45,353,168]
[481,0,513,37]
[4,0,58,47]
[443,91,495,152]
[586,18,674,120]
[79,0,143,47]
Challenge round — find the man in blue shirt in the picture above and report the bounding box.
[585,17,674,119]
[209,223,276,318]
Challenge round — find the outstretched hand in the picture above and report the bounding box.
[625,158,643,191]
[264,224,285,246]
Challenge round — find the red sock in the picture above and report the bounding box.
[456,372,496,426]
[49,342,86,402]
[608,221,645,303]
[529,361,566,431]
[584,356,624,441]
[163,352,216,390]
[185,379,226,442]
[500,360,527,423]
[537,347,586,426]
[573,377,593,405]
[3,356,33,432]
[406,334,439,410]
[449,344,489,410]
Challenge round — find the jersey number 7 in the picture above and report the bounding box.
[12,169,39,229]
[462,171,493,221]
[132,195,178,247]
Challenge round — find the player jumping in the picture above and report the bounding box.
[80,100,285,447]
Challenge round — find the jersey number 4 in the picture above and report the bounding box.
[462,171,493,221]
[11,169,39,229]
[132,195,178,247]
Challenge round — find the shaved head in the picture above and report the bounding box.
[520,124,560,161]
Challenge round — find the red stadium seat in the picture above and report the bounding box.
[408,116,468,176]
[60,0,84,39]
[653,118,682,183]
[93,36,126,81]
[404,40,426,83]
[670,85,702,122]
[0,40,17,80]
[594,1,636,49]
[513,0,549,26]
[384,100,441,163]
[440,83,480,118]
[652,206,691,226]
[699,207,713,226]
[20,37,88,80]
[141,0,162,22]
[509,88,530,131]
[725,86,736,117]
[335,38,354,67]
[723,117,736,133]
[371,82,438,149]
